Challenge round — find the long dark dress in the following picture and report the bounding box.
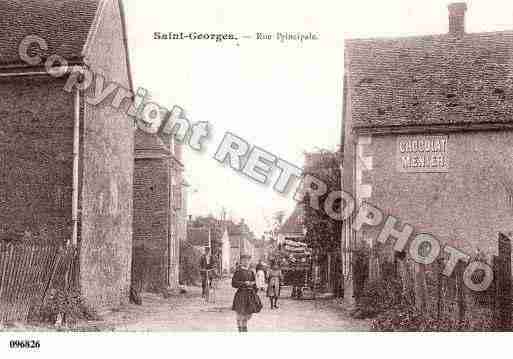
[266,269,282,298]
[232,268,262,314]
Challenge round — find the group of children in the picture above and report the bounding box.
[231,255,283,332]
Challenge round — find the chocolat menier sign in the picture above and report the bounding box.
[397,135,449,173]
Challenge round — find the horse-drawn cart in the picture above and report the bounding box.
[277,239,315,299]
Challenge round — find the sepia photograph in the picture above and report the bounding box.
[1,0,513,356]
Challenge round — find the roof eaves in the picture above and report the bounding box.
[117,0,135,94]
[135,151,171,160]
[81,0,107,58]
[0,57,85,71]
[344,29,513,44]
[169,155,185,168]
[81,0,134,95]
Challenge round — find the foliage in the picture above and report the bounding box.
[301,150,343,254]
[365,266,459,331]
[367,261,496,332]
[352,264,403,319]
[370,303,495,332]
[370,304,441,331]
[179,240,202,285]
[32,288,98,325]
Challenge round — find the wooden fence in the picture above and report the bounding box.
[403,232,512,330]
[0,241,76,323]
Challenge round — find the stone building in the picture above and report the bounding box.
[342,2,513,299]
[0,0,135,311]
[187,227,211,252]
[132,130,172,292]
[132,106,188,291]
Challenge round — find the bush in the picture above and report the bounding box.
[353,278,403,318]
[353,258,498,331]
[179,241,202,285]
[352,262,404,319]
[370,303,495,332]
[31,288,99,325]
[371,304,442,331]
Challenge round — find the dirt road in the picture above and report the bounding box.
[99,280,369,332]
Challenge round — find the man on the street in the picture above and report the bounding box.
[199,247,214,297]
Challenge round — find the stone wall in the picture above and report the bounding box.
[132,158,170,292]
[79,0,134,311]
[0,77,73,244]
[359,131,513,260]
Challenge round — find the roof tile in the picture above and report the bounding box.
[0,0,99,66]
[346,31,513,130]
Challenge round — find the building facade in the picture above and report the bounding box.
[132,130,172,292]
[342,2,513,300]
[0,0,135,311]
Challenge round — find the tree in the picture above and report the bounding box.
[301,149,343,295]
[302,150,342,251]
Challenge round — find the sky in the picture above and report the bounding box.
[123,0,513,236]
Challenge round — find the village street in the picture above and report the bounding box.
[96,280,370,332]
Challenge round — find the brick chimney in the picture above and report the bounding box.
[448,2,467,36]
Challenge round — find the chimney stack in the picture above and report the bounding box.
[448,2,467,36]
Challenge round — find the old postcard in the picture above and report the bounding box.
[0,0,512,357]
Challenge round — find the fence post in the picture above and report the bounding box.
[492,255,498,329]
[436,258,442,323]
[414,262,427,312]
[495,233,512,331]
[455,261,465,326]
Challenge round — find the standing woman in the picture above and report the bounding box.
[266,261,283,309]
[232,254,262,332]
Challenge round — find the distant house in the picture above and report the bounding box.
[254,238,274,262]
[228,221,255,269]
[0,0,135,311]
[277,206,305,245]
[187,217,257,271]
[187,227,211,253]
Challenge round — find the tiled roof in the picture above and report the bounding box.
[346,31,513,130]
[0,0,99,66]
[135,130,170,156]
[278,206,304,235]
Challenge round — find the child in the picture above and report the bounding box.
[231,254,262,332]
[266,261,283,309]
[255,260,266,291]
